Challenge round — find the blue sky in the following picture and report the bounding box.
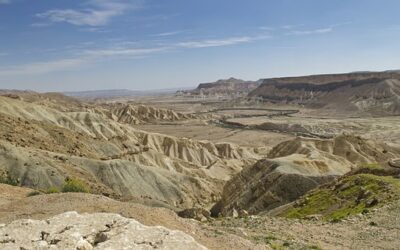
[1,0,400,92]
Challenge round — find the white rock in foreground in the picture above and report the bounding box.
[0,211,208,250]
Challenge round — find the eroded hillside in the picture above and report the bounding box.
[0,95,259,209]
[212,135,400,216]
[1,86,400,250]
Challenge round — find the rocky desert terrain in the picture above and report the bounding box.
[1,71,400,249]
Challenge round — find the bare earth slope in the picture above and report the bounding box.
[2,183,400,250]
[209,198,400,249]
[98,102,196,125]
[0,186,264,250]
[0,95,259,209]
[212,135,400,216]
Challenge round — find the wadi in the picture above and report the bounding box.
[0,71,399,249]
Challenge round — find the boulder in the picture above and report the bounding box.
[177,208,211,222]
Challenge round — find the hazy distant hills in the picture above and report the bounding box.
[186,77,262,96]
[249,71,400,115]
[64,88,191,99]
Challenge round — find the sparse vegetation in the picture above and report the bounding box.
[308,245,323,250]
[62,178,90,193]
[270,242,285,250]
[359,163,384,171]
[27,191,41,197]
[45,187,60,194]
[251,234,278,244]
[0,171,19,186]
[282,174,400,221]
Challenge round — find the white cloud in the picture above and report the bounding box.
[36,0,137,26]
[259,26,275,31]
[0,58,88,76]
[153,31,184,37]
[282,24,304,30]
[31,22,52,27]
[0,46,169,76]
[83,47,170,57]
[78,27,110,33]
[177,35,270,48]
[287,27,333,36]
[0,34,267,76]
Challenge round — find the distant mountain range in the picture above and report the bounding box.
[249,71,400,115]
[185,77,262,96]
[64,87,192,99]
[181,70,400,115]
[4,70,400,115]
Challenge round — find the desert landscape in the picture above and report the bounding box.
[2,1,400,249]
[0,71,399,249]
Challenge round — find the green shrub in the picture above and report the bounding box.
[0,172,19,186]
[46,187,60,194]
[27,191,41,197]
[251,235,278,244]
[308,245,323,250]
[359,163,383,171]
[62,178,90,193]
[270,242,285,250]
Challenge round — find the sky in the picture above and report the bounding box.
[1,0,400,92]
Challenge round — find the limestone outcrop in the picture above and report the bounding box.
[0,211,208,250]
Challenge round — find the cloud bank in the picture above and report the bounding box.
[36,0,138,26]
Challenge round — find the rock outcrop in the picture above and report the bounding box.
[0,211,208,249]
[212,135,400,216]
